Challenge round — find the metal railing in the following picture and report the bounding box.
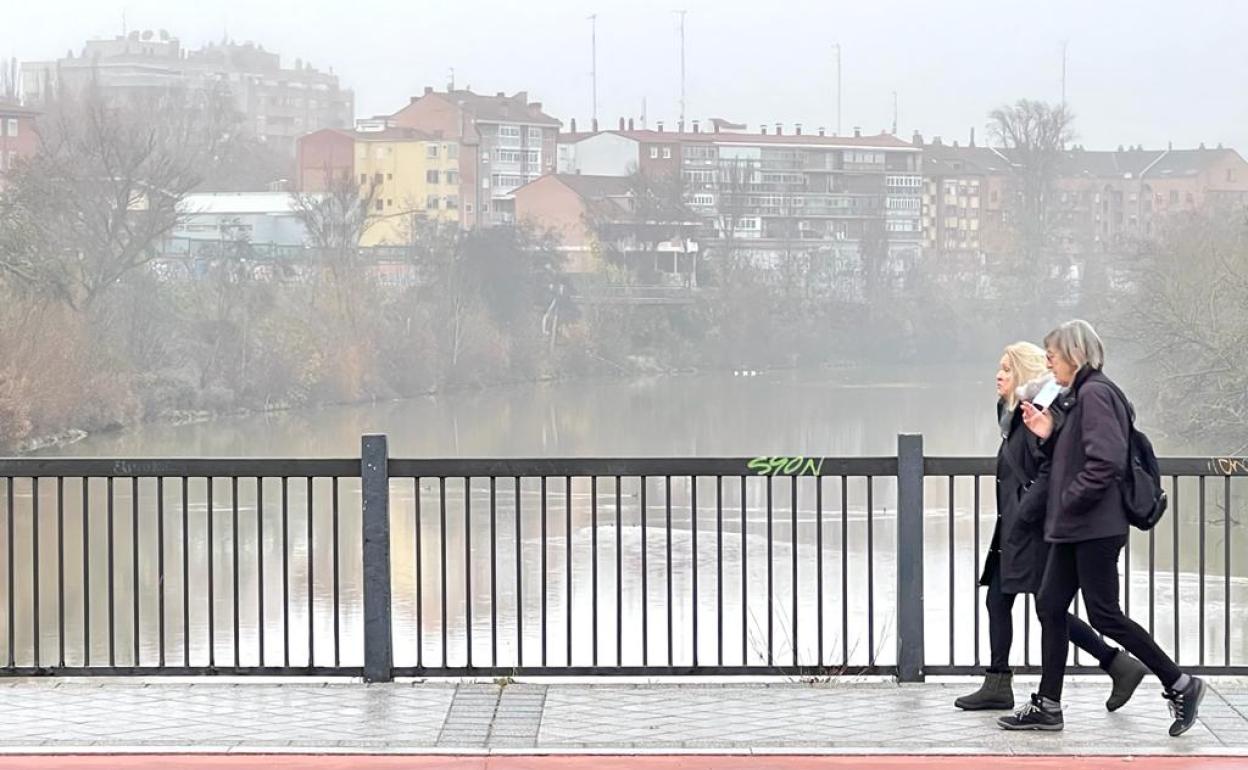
[0,436,1244,681]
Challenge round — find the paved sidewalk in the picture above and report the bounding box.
[0,678,1246,756]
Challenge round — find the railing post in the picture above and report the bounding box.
[361,434,393,683]
[896,433,925,683]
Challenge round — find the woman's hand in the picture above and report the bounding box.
[1021,401,1054,440]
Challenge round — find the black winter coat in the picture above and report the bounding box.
[979,401,1051,594]
[1039,368,1132,544]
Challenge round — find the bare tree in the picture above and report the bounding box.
[585,168,698,283]
[988,99,1075,259]
[1114,208,1248,450]
[289,166,381,328]
[0,82,235,310]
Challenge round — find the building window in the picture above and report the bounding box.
[427,195,440,209]
[446,195,459,209]
[387,199,394,207]
[448,144,459,159]
[360,173,368,184]
[650,147,659,159]
[374,173,384,184]
[387,174,393,181]
[446,170,460,185]
[498,125,522,147]
[427,144,439,159]
[495,149,522,163]
[5,119,16,137]
[662,147,672,159]
[528,127,543,142]
[375,199,384,211]
[1170,190,1179,204]
[426,170,440,184]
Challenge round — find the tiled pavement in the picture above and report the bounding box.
[0,678,1245,756]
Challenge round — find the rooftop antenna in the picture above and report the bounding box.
[675,10,686,128]
[1061,40,1068,107]
[448,67,455,91]
[891,90,898,135]
[588,14,598,126]
[833,43,842,135]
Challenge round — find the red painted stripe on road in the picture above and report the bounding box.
[0,756,1247,770]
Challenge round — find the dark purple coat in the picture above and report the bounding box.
[1040,368,1132,544]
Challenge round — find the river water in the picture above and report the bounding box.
[4,365,1245,673]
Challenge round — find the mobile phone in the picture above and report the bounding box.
[1031,379,1062,411]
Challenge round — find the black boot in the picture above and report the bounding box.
[1164,676,1206,737]
[955,670,1014,711]
[998,693,1064,731]
[1104,649,1148,712]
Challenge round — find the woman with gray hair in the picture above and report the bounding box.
[998,320,1205,736]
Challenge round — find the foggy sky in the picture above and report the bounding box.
[5,0,1247,154]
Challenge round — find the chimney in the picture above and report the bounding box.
[410,96,419,104]
[969,127,975,147]
[530,101,542,114]
[761,125,768,135]
[424,86,433,95]
[912,131,923,147]
[656,120,664,132]
[496,91,505,97]
[692,120,700,133]
[932,136,943,147]
[591,118,599,132]
[953,140,959,148]
[853,126,862,138]
[775,122,782,135]
[678,120,684,133]
[619,117,625,130]
[795,123,802,135]
[628,118,635,130]
[818,127,826,136]
[1199,142,1206,150]
[1168,140,1173,150]
[516,91,528,103]
[570,118,577,133]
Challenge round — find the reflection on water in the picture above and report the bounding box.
[4,366,1246,670]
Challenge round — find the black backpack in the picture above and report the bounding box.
[1102,379,1168,530]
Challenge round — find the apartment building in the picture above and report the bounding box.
[22,33,353,156]
[388,87,561,227]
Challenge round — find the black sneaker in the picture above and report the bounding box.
[998,693,1064,731]
[1164,676,1206,737]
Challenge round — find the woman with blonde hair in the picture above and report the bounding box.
[956,341,1146,715]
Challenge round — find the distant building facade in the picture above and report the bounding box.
[387,87,561,227]
[0,100,38,181]
[22,32,353,156]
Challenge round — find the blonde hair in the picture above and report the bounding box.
[1002,341,1048,410]
[1043,319,1105,372]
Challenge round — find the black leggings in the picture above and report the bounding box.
[1037,535,1183,701]
[985,565,1116,673]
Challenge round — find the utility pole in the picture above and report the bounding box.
[676,10,687,128]
[588,14,598,126]
[833,43,842,136]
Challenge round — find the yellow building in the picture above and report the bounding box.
[353,127,461,245]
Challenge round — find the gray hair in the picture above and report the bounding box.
[1043,319,1105,371]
